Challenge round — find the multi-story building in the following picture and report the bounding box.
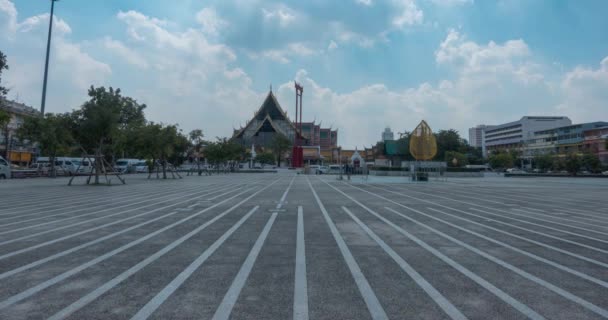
[0,99,40,164]
[525,121,608,157]
[483,116,571,155]
[381,127,394,142]
[583,126,608,164]
[468,124,494,158]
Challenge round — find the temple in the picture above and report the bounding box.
[231,90,338,165]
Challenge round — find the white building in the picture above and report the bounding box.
[468,125,487,148]
[381,127,394,142]
[483,116,571,156]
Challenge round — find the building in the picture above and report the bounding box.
[483,116,571,155]
[0,99,40,164]
[468,124,494,158]
[583,126,608,164]
[525,121,608,158]
[231,90,338,164]
[381,127,394,142]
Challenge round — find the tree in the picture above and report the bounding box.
[0,110,9,159]
[0,51,10,159]
[534,154,554,172]
[488,152,514,170]
[564,153,581,175]
[17,113,73,177]
[581,152,601,173]
[189,129,205,175]
[0,51,8,100]
[71,86,146,182]
[445,151,468,167]
[256,152,275,165]
[135,123,186,179]
[435,129,465,161]
[271,134,291,167]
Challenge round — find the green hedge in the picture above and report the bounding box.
[446,167,485,172]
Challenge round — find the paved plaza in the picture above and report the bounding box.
[0,173,607,319]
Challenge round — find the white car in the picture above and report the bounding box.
[0,156,11,179]
[133,161,149,173]
[318,166,329,174]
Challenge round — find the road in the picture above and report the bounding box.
[0,173,607,319]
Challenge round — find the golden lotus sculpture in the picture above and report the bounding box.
[409,120,437,161]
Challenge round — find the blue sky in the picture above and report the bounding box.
[1,0,608,148]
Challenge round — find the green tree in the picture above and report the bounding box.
[189,129,205,174]
[17,113,73,177]
[0,51,8,99]
[0,51,10,159]
[71,86,146,182]
[0,110,9,159]
[488,152,514,170]
[581,152,601,173]
[564,153,581,175]
[271,134,291,167]
[435,129,466,161]
[256,152,275,165]
[445,151,468,167]
[534,154,554,172]
[135,123,186,179]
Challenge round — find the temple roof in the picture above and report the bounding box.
[232,91,302,139]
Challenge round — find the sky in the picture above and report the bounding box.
[1,0,608,148]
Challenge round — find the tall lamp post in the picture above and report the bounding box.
[41,0,59,116]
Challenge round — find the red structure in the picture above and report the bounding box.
[292,82,304,167]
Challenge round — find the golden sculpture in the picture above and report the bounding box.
[409,120,437,161]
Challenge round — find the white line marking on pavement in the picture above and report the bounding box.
[0,183,271,311]
[210,176,295,320]
[321,179,543,320]
[335,181,608,318]
[417,207,608,289]
[49,205,261,320]
[382,208,608,318]
[341,207,468,320]
[0,185,240,261]
[307,178,388,320]
[293,206,309,320]
[131,176,294,320]
[365,184,608,269]
[211,211,279,320]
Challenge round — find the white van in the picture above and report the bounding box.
[0,156,11,179]
[36,157,80,175]
[115,159,142,173]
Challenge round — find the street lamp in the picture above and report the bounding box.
[41,0,59,116]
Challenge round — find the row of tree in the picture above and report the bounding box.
[488,150,603,174]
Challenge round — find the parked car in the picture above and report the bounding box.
[602,171,608,176]
[133,161,149,173]
[36,157,81,175]
[0,156,11,179]
[115,159,142,173]
[317,166,329,174]
[29,162,67,176]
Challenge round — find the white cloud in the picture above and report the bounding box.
[195,8,228,37]
[0,0,17,34]
[102,37,148,69]
[356,0,374,6]
[1,0,112,110]
[328,40,338,51]
[254,42,320,64]
[557,57,608,122]
[262,7,296,27]
[392,0,424,28]
[427,0,473,6]
[18,13,72,35]
[53,39,112,90]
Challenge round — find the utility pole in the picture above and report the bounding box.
[41,0,59,116]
